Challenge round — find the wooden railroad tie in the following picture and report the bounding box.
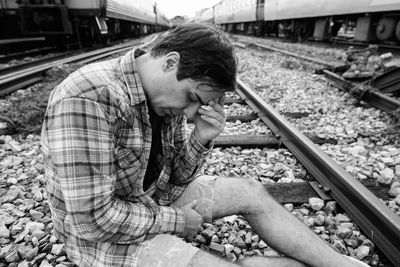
[263,180,390,204]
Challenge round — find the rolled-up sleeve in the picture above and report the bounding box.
[44,97,185,243]
[169,116,213,185]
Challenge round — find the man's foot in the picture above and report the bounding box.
[343,255,370,267]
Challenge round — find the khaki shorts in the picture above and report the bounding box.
[137,175,218,267]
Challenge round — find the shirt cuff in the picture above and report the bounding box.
[189,131,214,154]
[159,206,185,235]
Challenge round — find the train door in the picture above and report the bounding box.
[19,0,71,36]
[256,0,264,21]
[264,0,279,36]
[255,0,264,36]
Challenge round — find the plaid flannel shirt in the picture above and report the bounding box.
[40,48,211,266]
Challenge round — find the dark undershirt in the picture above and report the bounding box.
[143,105,163,191]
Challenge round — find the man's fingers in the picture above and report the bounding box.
[198,106,225,122]
[218,94,226,106]
[200,115,225,130]
[207,100,225,115]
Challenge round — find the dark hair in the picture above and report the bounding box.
[150,23,237,91]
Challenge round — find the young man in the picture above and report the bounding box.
[41,23,368,266]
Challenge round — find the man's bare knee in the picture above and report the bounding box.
[187,250,236,266]
[240,178,276,212]
[213,177,273,218]
[234,178,272,203]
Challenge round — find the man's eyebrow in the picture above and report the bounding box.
[194,92,206,105]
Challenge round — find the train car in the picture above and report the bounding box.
[214,0,263,35]
[0,0,170,46]
[0,0,21,38]
[267,0,400,42]
[194,6,214,24]
[214,0,257,24]
[209,0,400,44]
[155,5,170,30]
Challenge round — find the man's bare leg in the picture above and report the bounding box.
[188,250,306,267]
[209,177,360,267]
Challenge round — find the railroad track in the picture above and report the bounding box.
[0,47,58,64]
[241,78,399,265]
[234,40,400,120]
[186,42,400,265]
[0,35,158,97]
[188,77,400,265]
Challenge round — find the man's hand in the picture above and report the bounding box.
[193,95,226,146]
[179,200,203,241]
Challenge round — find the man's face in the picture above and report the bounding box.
[150,78,224,120]
[146,51,225,119]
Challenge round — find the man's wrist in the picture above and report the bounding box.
[193,129,209,146]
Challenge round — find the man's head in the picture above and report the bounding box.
[150,23,237,92]
[138,23,237,119]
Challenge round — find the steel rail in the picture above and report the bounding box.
[0,38,149,97]
[0,50,83,77]
[236,78,400,267]
[240,40,400,118]
[252,42,347,72]
[323,70,400,117]
[0,47,56,63]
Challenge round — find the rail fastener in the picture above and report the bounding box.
[323,70,400,119]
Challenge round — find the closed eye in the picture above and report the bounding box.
[194,92,206,105]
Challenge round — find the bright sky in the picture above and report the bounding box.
[155,0,221,19]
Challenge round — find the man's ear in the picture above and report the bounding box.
[162,52,180,72]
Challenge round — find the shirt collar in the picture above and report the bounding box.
[120,47,147,106]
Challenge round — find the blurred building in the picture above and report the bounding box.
[170,16,186,27]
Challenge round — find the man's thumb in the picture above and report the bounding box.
[189,200,198,209]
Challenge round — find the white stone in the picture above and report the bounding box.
[279,178,292,183]
[0,224,10,238]
[335,213,351,223]
[378,168,394,185]
[259,163,271,170]
[395,195,400,206]
[50,235,58,243]
[381,157,394,165]
[395,165,400,176]
[258,240,268,249]
[389,184,400,197]
[39,260,53,267]
[224,244,234,254]
[25,222,45,233]
[223,215,238,224]
[355,245,370,260]
[309,197,324,211]
[284,203,294,212]
[51,244,65,256]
